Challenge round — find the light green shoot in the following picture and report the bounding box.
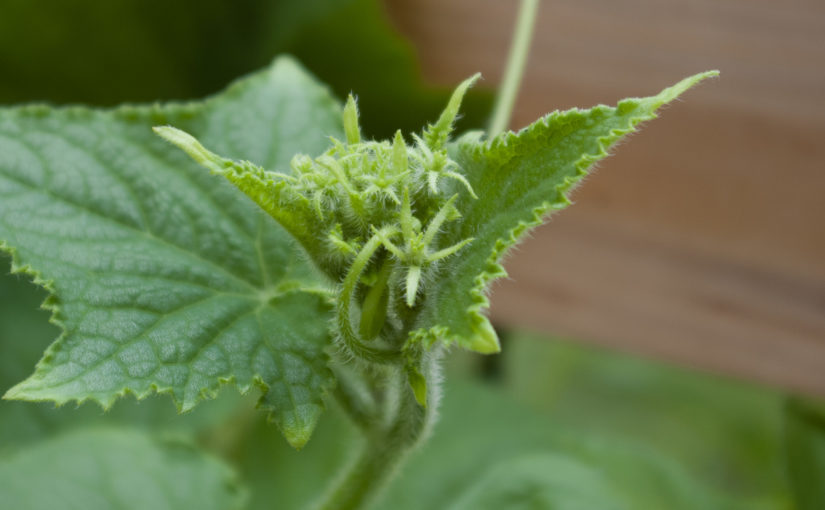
[343,94,361,145]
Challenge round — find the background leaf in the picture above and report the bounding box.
[230,401,357,510]
[784,398,825,510]
[0,428,246,510]
[379,380,726,510]
[0,0,491,139]
[442,454,626,510]
[496,331,791,510]
[0,58,342,448]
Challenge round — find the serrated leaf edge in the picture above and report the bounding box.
[0,55,334,128]
[414,71,718,354]
[0,243,334,449]
[0,56,340,448]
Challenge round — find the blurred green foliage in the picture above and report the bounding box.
[784,399,825,510]
[0,0,491,138]
[498,332,792,509]
[229,378,730,510]
[0,428,246,510]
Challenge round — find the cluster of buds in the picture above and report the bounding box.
[285,94,477,292]
[154,75,480,373]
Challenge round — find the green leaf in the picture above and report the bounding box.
[500,332,790,509]
[379,380,727,510]
[232,402,357,510]
[443,454,625,510]
[414,71,718,352]
[785,398,825,510]
[0,57,343,448]
[0,255,251,449]
[0,428,246,510]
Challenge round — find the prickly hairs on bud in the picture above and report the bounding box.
[155,74,486,401]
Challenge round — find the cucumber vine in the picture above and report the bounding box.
[0,1,717,507]
[153,68,716,509]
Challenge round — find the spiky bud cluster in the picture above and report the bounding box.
[284,92,477,304]
[154,74,481,375]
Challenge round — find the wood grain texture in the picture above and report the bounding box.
[385,0,825,395]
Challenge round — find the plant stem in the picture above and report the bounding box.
[313,362,438,510]
[488,0,541,138]
[331,363,379,432]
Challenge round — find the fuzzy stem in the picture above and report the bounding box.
[315,360,439,510]
[331,364,379,431]
[488,0,540,137]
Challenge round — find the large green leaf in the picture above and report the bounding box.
[0,255,254,450]
[413,72,718,351]
[0,428,245,510]
[0,57,342,448]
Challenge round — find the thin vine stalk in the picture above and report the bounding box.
[488,0,541,137]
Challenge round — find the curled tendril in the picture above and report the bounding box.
[155,74,482,367]
[336,227,403,365]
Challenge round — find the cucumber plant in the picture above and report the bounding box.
[0,2,718,508]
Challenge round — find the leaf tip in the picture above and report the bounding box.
[424,72,483,149]
[406,367,428,407]
[283,426,313,451]
[467,317,501,354]
[153,125,225,173]
[1,376,54,403]
[1,383,25,401]
[652,70,719,108]
[343,94,361,145]
[152,125,190,146]
[462,72,483,90]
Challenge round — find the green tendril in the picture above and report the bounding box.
[337,227,402,364]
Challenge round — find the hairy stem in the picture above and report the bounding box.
[314,359,440,510]
[332,364,379,431]
[488,0,541,137]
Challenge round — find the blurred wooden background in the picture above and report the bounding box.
[385,0,825,396]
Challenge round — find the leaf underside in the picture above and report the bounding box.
[0,428,246,510]
[0,57,342,448]
[414,71,718,352]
